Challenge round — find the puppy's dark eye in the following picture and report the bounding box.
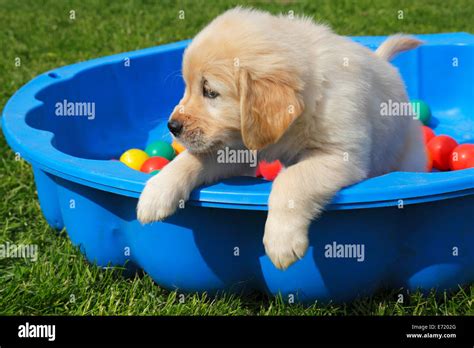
[203,84,219,99]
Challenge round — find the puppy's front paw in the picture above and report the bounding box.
[263,215,309,270]
[137,175,185,224]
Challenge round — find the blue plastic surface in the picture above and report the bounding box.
[2,33,473,302]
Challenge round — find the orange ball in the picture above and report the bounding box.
[172,140,186,155]
[427,135,458,171]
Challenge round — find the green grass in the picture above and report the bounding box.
[1,0,473,315]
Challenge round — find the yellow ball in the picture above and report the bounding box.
[172,140,186,154]
[120,149,149,171]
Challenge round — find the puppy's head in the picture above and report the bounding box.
[168,8,305,153]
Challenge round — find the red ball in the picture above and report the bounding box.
[426,149,433,172]
[140,156,170,174]
[427,135,458,171]
[255,165,263,178]
[422,126,435,144]
[449,144,474,171]
[259,160,283,181]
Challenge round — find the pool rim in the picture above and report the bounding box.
[2,33,473,210]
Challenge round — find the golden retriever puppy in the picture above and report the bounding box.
[137,7,426,269]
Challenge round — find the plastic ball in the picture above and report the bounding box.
[411,99,432,124]
[120,149,149,171]
[427,135,458,171]
[449,144,474,171]
[140,157,170,174]
[468,157,474,169]
[150,170,161,176]
[426,149,433,172]
[410,99,431,126]
[145,141,176,161]
[171,140,186,155]
[422,126,435,144]
[259,160,283,181]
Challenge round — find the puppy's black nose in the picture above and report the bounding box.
[167,120,183,136]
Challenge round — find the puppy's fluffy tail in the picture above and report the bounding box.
[375,35,422,61]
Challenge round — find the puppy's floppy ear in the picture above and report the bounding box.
[239,69,304,150]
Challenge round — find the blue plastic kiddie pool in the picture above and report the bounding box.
[2,33,473,303]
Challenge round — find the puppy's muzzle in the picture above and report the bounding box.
[168,119,183,137]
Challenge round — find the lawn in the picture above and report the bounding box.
[0,0,473,315]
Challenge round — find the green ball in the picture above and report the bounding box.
[150,170,161,176]
[410,99,431,126]
[145,141,176,160]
